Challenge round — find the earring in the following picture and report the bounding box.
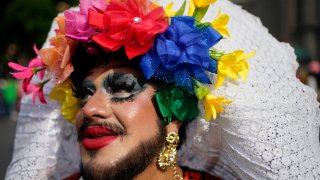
[157,132,179,171]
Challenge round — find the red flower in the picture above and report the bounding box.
[8,45,46,92]
[26,83,47,104]
[89,0,168,59]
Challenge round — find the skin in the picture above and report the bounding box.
[75,60,182,180]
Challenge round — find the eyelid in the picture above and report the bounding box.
[102,72,148,104]
[75,80,96,107]
[82,80,96,92]
[104,72,145,93]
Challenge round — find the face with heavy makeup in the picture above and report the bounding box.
[74,58,180,179]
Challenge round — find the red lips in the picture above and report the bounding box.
[81,126,118,150]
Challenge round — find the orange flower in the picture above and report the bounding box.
[39,16,77,84]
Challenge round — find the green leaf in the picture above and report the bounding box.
[193,6,210,22]
[209,49,225,61]
[195,22,211,29]
[175,0,187,16]
[155,86,199,124]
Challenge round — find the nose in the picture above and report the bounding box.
[81,91,112,122]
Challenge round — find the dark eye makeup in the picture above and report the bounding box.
[105,72,146,103]
[74,72,147,107]
[74,80,96,107]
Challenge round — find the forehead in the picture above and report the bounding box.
[85,59,143,81]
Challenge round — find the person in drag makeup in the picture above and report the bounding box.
[6,0,320,179]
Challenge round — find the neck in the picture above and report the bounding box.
[133,160,183,180]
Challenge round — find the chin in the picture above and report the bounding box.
[79,126,166,180]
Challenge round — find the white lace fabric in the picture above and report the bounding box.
[179,1,320,179]
[5,10,81,180]
[5,1,320,179]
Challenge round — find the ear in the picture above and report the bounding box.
[165,120,182,133]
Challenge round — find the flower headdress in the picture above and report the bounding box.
[8,0,255,123]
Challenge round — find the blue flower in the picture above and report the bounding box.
[139,16,222,89]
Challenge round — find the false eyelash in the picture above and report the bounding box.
[111,94,136,103]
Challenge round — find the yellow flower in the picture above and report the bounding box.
[188,0,216,16]
[204,94,232,121]
[188,0,196,16]
[216,50,256,88]
[193,0,217,8]
[164,2,176,17]
[211,10,230,38]
[49,81,79,123]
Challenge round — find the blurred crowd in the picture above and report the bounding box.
[297,60,320,101]
[0,78,21,119]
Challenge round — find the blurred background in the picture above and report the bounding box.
[0,0,78,179]
[0,0,319,179]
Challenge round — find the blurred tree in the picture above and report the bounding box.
[0,0,79,78]
[2,0,56,53]
[0,0,56,77]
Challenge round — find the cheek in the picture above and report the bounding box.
[75,111,83,132]
[112,92,159,135]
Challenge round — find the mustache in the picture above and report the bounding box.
[78,119,126,141]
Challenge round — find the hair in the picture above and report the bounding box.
[70,43,188,149]
[70,44,140,92]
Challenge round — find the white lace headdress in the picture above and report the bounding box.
[6,0,320,179]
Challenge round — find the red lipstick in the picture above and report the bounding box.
[81,126,118,150]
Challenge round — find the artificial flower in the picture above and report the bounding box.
[194,80,209,100]
[49,81,79,123]
[155,86,199,124]
[55,14,65,34]
[26,80,49,104]
[193,0,216,8]
[188,0,195,16]
[216,50,256,87]
[140,16,222,89]
[211,10,230,38]
[188,0,216,18]
[203,94,231,121]
[39,16,77,84]
[89,0,169,59]
[64,0,107,41]
[209,49,224,60]
[164,2,176,17]
[8,45,46,92]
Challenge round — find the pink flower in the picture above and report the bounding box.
[64,0,107,41]
[26,83,47,104]
[8,45,46,92]
[89,0,168,59]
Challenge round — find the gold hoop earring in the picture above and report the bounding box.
[157,132,179,171]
